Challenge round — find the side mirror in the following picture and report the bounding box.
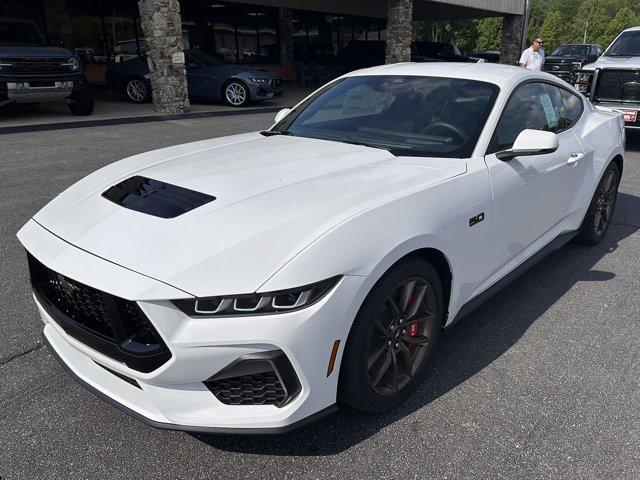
[274,108,291,124]
[496,129,559,161]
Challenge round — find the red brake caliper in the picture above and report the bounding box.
[405,291,420,349]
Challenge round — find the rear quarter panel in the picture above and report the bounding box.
[564,105,625,230]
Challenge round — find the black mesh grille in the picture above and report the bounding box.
[206,373,286,406]
[595,69,640,102]
[204,350,301,407]
[2,58,72,75]
[28,253,171,372]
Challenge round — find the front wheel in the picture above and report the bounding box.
[124,77,151,103]
[223,80,250,107]
[338,258,442,412]
[67,87,94,116]
[574,161,620,246]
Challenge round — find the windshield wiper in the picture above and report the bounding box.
[260,130,295,137]
[339,137,391,151]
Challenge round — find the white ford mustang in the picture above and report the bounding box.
[18,63,624,434]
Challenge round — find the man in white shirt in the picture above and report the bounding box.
[519,36,545,71]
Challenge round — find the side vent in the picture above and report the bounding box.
[102,176,215,219]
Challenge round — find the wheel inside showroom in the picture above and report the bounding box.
[338,257,442,412]
[223,80,250,107]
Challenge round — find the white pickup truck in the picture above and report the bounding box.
[577,26,640,128]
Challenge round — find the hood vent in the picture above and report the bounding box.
[102,175,215,219]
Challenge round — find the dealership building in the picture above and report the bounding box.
[2,0,526,112]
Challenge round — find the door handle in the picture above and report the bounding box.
[567,153,584,165]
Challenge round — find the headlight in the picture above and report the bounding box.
[248,77,270,84]
[572,62,583,70]
[575,71,593,93]
[172,276,341,317]
[63,57,80,71]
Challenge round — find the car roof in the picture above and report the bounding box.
[621,26,640,33]
[344,62,533,86]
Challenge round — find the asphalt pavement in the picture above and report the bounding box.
[1,114,639,479]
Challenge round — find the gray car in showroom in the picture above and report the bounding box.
[106,49,283,107]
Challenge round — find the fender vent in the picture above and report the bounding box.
[102,175,215,218]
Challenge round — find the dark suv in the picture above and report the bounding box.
[544,44,602,83]
[0,17,94,115]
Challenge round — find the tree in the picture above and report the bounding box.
[603,6,640,47]
[475,17,503,52]
[539,10,564,51]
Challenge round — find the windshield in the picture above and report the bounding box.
[273,75,499,158]
[552,45,589,56]
[606,31,640,56]
[187,50,224,66]
[0,21,45,46]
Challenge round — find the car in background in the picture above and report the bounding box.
[411,42,478,63]
[577,27,640,128]
[0,16,94,115]
[105,49,283,107]
[473,51,500,63]
[545,44,602,83]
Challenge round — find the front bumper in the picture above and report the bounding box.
[592,102,640,129]
[0,73,88,105]
[19,219,372,432]
[247,79,283,100]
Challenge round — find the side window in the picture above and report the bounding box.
[491,82,559,152]
[559,88,584,127]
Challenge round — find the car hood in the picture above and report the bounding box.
[0,45,74,57]
[33,133,466,297]
[583,55,640,71]
[546,54,588,63]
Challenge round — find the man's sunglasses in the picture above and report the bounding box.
[535,40,544,44]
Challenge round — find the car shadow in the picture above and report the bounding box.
[191,191,639,455]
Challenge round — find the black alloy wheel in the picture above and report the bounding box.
[339,258,442,412]
[575,161,620,245]
[367,277,438,396]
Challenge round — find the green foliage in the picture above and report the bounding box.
[539,10,564,51]
[475,17,503,52]
[412,0,640,55]
[603,6,640,46]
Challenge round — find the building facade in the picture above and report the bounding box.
[1,0,526,112]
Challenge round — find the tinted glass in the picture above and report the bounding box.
[187,50,223,66]
[493,83,566,151]
[0,21,44,45]
[560,88,583,126]
[606,31,640,56]
[275,76,499,158]
[551,45,590,56]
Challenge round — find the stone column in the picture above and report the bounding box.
[385,0,413,64]
[138,0,190,114]
[278,8,294,70]
[500,14,524,65]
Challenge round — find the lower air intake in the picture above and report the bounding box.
[204,350,301,407]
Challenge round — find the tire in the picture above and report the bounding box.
[223,79,250,107]
[124,77,151,103]
[338,257,443,413]
[574,161,620,246]
[67,87,94,116]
